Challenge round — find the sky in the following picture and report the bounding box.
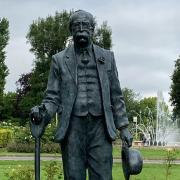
[1,0,180,106]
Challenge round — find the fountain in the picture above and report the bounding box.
[156,91,180,146]
[130,107,156,146]
[130,91,180,146]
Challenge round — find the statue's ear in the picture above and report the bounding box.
[90,28,94,38]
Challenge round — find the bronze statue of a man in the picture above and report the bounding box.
[31,10,133,180]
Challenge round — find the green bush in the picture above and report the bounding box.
[6,121,61,153]
[165,148,177,180]
[5,165,34,180]
[41,143,60,153]
[44,161,63,180]
[0,128,13,147]
[11,121,56,144]
[3,119,61,153]
[0,121,34,145]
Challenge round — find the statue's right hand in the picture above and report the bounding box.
[30,106,43,125]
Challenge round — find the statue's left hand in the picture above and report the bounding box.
[30,104,49,138]
[120,127,133,147]
[30,106,43,125]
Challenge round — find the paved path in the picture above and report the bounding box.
[0,156,180,164]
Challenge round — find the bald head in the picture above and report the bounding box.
[69,10,95,33]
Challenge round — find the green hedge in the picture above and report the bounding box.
[0,128,13,147]
[7,142,61,153]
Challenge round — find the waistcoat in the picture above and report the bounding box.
[72,49,103,116]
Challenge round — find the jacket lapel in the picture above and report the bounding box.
[93,44,106,86]
[65,45,77,85]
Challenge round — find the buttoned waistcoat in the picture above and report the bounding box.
[42,44,129,142]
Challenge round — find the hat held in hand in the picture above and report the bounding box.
[121,141,143,180]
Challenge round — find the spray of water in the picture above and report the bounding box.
[156,91,180,146]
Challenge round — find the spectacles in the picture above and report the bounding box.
[72,21,93,31]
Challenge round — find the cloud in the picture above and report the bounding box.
[5,37,34,92]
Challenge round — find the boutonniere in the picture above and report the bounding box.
[97,57,105,64]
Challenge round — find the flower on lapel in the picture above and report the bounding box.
[97,57,105,64]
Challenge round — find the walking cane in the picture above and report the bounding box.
[35,136,40,180]
[30,105,49,180]
[30,116,45,180]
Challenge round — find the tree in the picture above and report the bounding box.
[93,21,112,50]
[16,10,112,120]
[27,11,72,59]
[122,87,140,123]
[2,92,16,120]
[139,97,157,126]
[0,18,9,120]
[14,73,32,119]
[15,10,73,119]
[170,57,180,123]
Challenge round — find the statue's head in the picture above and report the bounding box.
[69,10,95,48]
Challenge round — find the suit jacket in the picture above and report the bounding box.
[42,44,129,142]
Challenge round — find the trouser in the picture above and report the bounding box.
[61,114,113,180]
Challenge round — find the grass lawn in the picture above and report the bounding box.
[113,163,180,180]
[113,145,180,160]
[0,160,61,180]
[1,146,180,160]
[0,160,179,180]
[0,148,60,157]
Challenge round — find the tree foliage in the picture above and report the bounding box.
[93,21,112,50]
[170,57,180,122]
[139,97,157,126]
[1,92,16,120]
[14,73,32,119]
[27,11,72,59]
[15,11,72,119]
[122,87,140,123]
[122,88,158,127]
[0,18,9,120]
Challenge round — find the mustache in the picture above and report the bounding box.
[75,35,89,43]
[75,31,89,38]
[73,31,91,47]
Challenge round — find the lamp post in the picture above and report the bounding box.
[133,116,138,140]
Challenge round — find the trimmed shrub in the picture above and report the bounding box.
[7,142,34,153]
[7,142,61,153]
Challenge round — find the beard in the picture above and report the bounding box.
[73,31,91,48]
